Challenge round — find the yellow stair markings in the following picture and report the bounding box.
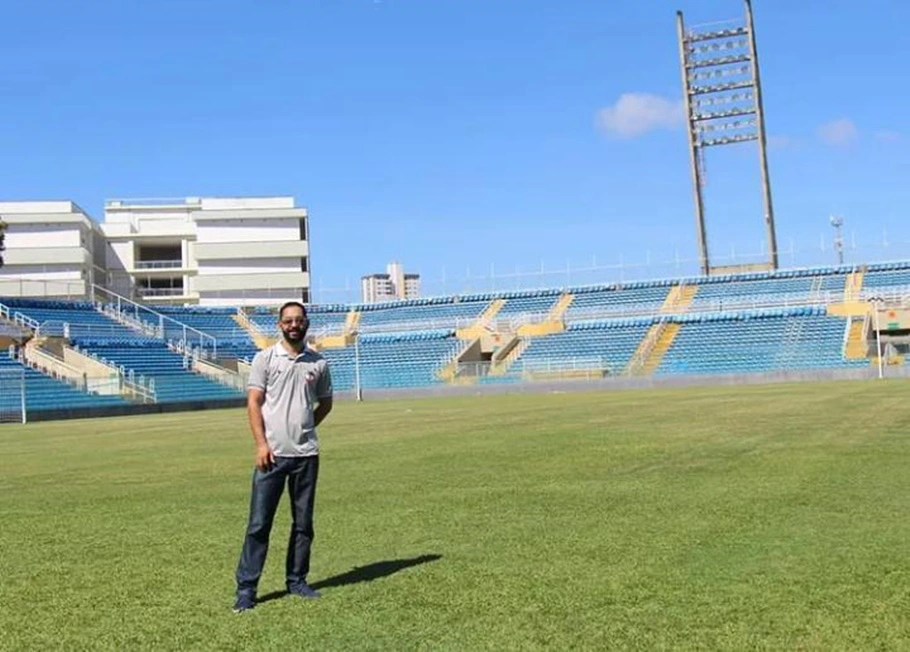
[832,265,870,356]
[627,324,662,374]
[489,337,530,376]
[456,299,506,340]
[870,354,904,367]
[844,265,866,302]
[233,309,275,350]
[546,293,574,321]
[844,317,868,359]
[660,284,698,314]
[480,298,506,323]
[676,285,698,310]
[516,320,565,336]
[315,309,361,350]
[826,301,869,318]
[626,322,681,376]
[830,266,869,315]
[515,293,574,337]
[660,285,684,312]
[345,310,361,332]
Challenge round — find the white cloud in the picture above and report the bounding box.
[817,118,858,147]
[596,93,684,139]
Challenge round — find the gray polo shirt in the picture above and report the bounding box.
[247,342,333,458]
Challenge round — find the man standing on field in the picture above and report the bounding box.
[233,301,333,613]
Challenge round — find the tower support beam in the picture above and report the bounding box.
[677,0,778,274]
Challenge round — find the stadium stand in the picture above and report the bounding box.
[72,338,242,403]
[656,307,869,376]
[860,263,910,291]
[565,282,673,319]
[495,290,563,320]
[1,298,148,340]
[356,329,462,389]
[0,351,128,412]
[5,259,910,418]
[517,320,651,378]
[357,297,488,330]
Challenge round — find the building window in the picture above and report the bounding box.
[135,244,182,269]
[301,288,310,304]
[137,276,184,297]
[300,257,308,272]
[299,218,308,241]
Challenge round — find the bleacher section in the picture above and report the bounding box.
[155,306,260,360]
[518,320,652,376]
[359,329,462,389]
[657,307,868,375]
[860,263,910,292]
[357,298,488,330]
[6,259,910,417]
[317,329,462,391]
[566,283,671,319]
[0,354,128,413]
[2,298,144,340]
[73,339,242,403]
[495,290,563,320]
[155,306,248,340]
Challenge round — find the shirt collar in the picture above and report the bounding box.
[273,341,310,359]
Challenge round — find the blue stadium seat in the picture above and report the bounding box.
[72,339,243,403]
[0,354,128,413]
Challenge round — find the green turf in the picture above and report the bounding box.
[1,380,909,650]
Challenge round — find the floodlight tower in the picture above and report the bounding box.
[676,0,778,275]
[830,215,845,265]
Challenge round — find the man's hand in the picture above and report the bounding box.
[255,444,274,472]
[248,388,271,471]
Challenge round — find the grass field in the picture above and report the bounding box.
[2,380,909,650]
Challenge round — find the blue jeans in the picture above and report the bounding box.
[235,455,319,595]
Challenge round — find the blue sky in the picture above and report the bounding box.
[2,0,908,301]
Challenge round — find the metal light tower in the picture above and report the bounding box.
[830,215,844,265]
[677,0,778,275]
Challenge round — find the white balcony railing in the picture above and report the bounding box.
[134,260,184,270]
[137,287,185,297]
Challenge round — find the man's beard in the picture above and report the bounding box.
[282,328,306,344]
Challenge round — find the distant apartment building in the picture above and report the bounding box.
[0,196,312,307]
[361,262,420,303]
[0,201,103,299]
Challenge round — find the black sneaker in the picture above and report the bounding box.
[287,582,321,599]
[233,593,256,613]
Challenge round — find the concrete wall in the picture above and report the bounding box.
[193,240,308,261]
[5,223,82,248]
[194,219,299,243]
[192,271,309,293]
[0,277,87,299]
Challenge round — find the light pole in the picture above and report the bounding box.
[830,215,844,265]
[353,331,363,401]
[870,296,884,379]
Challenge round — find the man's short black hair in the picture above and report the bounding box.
[278,301,308,320]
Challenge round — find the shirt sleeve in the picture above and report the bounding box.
[316,361,333,399]
[247,351,269,391]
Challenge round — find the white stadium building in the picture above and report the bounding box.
[0,196,311,306]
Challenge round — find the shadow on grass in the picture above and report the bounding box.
[257,553,442,604]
